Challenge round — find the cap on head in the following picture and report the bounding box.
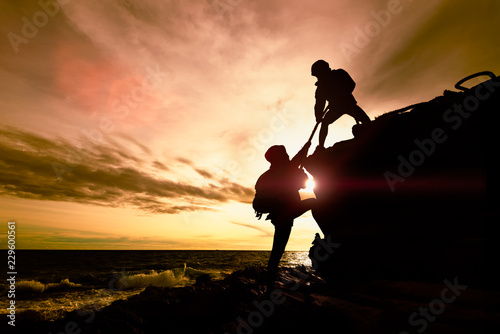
[311,60,330,77]
[265,145,288,164]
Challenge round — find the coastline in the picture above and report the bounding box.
[5,266,499,334]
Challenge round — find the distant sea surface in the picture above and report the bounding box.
[1,250,310,321]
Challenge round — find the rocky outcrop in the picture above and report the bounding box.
[305,72,499,287]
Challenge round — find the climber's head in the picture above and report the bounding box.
[311,60,330,78]
[265,145,289,166]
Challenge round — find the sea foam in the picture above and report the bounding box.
[117,266,191,290]
[16,278,83,293]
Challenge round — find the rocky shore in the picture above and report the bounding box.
[7,266,500,334]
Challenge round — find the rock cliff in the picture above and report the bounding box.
[305,71,498,287]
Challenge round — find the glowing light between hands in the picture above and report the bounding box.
[304,176,315,192]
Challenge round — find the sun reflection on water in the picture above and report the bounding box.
[281,251,311,268]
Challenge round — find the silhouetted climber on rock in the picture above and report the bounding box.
[253,143,316,287]
[312,60,370,150]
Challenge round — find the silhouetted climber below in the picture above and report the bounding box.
[253,143,316,287]
[311,59,370,150]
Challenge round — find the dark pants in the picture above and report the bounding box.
[319,104,370,147]
[267,198,316,282]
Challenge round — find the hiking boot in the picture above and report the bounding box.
[313,145,325,155]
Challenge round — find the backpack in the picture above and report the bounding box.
[252,167,308,220]
[252,195,279,219]
[332,69,356,93]
[252,170,281,219]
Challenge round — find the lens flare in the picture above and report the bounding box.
[304,176,315,192]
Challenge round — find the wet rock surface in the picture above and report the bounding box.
[8,267,500,333]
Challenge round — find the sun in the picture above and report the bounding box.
[303,174,316,193]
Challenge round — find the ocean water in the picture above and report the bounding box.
[1,250,310,321]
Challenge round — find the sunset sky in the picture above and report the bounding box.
[1,0,499,250]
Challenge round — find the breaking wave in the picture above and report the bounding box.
[15,278,83,294]
[116,265,192,290]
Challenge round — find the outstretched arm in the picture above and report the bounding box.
[291,142,311,167]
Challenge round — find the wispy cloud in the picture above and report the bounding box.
[229,221,273,237]
[12,225,183,249]
[0,126,253,215]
